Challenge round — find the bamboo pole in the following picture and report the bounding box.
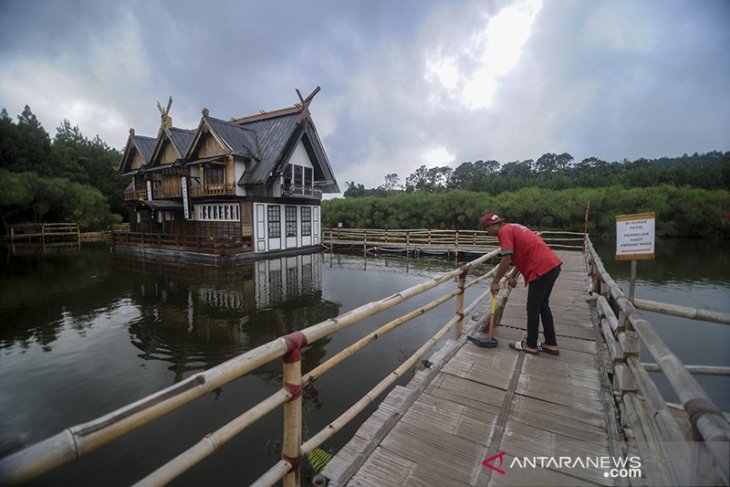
[585,238,730,471]
[133,390,290,487]
[1,249,499,485]
[0,339,289,485]
[633,298,730,325]
[642,363,730,376]
[282,359,302,487]
[454,267,467,339]
[297,285,487,462]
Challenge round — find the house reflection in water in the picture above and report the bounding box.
[119,253,339,384]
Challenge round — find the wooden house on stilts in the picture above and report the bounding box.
[115,88,339,264]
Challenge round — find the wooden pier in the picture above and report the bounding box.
[8,222,81,250]
[320,250,623,486]
[1,234,728,486]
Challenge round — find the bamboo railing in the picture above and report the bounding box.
[3,236,727,486]
[584,238,730,486]
[0,248,509,486]
[325,227,584,255]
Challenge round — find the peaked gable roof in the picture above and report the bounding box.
[149,126,195,166]
[234,109,339,193]
[118,131,157,173]
[185,116,259,161]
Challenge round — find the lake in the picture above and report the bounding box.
[0,239,727,486]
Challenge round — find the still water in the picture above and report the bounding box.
[0,240,728,486]
[0,244,491,486]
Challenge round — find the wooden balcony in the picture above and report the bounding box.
[154,181,182,198]
[190,183,237,197]
[123,189,146,201]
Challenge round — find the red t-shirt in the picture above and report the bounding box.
[497,223,562,285]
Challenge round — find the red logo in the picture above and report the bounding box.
[482,451,507,475]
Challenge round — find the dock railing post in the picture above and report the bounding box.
[454,266,469,339]
[282,332,307,487]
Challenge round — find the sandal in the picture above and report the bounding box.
[538,342,560,356]
[509,339,538,355]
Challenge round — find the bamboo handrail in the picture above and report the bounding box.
[642,363,730,377]
[585,238,730,482]
[633,297,730,325]
[325,228,584,251]
[0,249,499,486]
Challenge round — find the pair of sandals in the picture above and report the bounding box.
[509,339,560,356]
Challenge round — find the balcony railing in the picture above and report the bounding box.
[282,184,321,198]
[190,183,237,197]
[155,181,183,198]
[123,189,146,201]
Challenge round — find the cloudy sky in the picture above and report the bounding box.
[1,0,728,192]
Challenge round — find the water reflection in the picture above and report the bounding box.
[116,253,340,384]
[0,244,118,351]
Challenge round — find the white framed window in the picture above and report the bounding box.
[196,203,241,221]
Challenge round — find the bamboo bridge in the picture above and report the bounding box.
[0,231,728,486]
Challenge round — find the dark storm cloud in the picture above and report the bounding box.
[1,0,728,190]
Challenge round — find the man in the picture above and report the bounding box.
[480,212,562,355]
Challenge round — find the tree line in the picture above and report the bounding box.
[323,186,730,238]
[343,151,730,197]
[326,150,730,238]
[1,104,728,239]
[0,106,125,233]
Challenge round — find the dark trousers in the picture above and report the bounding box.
[525,265,561,349]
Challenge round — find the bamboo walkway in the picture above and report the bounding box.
[321,250,624,486]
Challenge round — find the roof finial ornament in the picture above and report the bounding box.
[295,86,320,121]
[202,107,209,117]
[129,128,135,136]
[156,96,173,129]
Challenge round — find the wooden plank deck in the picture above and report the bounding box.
[321,250,625,486]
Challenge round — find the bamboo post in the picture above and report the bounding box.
[629,260,637,302]
[363,229,367,259]
[281,332,306,487]
[76,224,81,250]
[406,231,410,258]
[454,266,469,339]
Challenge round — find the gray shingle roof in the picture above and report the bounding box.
[168,127,195,157]
[237,112,301,185]
[133,135,157,162]
[206,117,258,159]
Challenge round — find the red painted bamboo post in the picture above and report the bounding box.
[454,265,469,339]
[281,332,307,487]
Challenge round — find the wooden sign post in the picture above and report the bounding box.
[615,212,655,301]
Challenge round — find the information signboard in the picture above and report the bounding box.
[616,212,655,260]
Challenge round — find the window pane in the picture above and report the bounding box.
[301,207,311,236]
[268,206,281,238]
[304,167,313,195]
[294,166,303,193]
[286,206,297,237]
